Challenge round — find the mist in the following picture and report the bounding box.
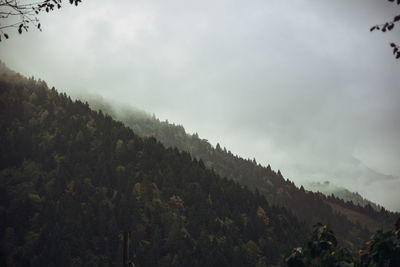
[1,0,400,211]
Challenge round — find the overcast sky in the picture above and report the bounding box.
[1,0,400,211]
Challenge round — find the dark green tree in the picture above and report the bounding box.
[286,218,400,267]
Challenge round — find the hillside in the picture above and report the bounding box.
[82,93,398,250]
[305,181,380,211]
[0,63,308,266]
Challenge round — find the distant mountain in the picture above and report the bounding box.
[80,92,399,251]
[304,181,380,211]
[0,62,307,266]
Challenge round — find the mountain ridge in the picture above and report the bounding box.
[0,61,308,266]
[304,181,381,211]
[77,90,398,250]
[79,92,393,213]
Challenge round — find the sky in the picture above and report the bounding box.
[1,0,400,211]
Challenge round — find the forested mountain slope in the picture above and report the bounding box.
[0,63,308,266]
[305,181,381,211]
[83,90,398,251]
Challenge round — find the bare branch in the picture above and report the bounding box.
[0,0,80,41]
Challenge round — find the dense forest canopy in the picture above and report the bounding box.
[0,58,399,265]
[83,92,399,252]
[3,1,400,214]
[1,1,399,266]
[0,62,309,266]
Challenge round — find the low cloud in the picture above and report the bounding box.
[1,0,399,210]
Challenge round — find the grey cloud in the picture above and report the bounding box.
[1,0,400,210]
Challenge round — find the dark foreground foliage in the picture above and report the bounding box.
[0,62,307,266]
[286,218,400,267]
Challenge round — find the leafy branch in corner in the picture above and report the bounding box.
[370,0,400,59]
[0,0,81,41]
